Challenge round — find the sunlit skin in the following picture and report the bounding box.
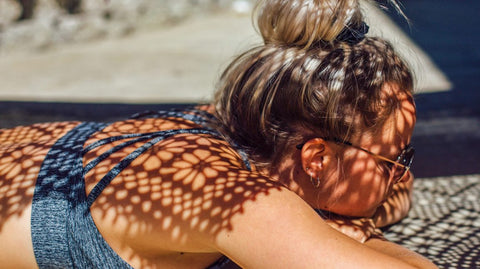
[0,117,282,268]
[1,0,442,265]
[264,84,416,219]
[0,88,435,268]
[318,90,415,217]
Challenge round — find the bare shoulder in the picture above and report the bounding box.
[211,185,436,269]
[84,119,320,266]
[86,118,283,266]
[79,117,434,268]
[86,117,277,231]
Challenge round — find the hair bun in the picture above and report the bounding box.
[255,0,363,48]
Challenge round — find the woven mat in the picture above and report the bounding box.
[383,174,480,268]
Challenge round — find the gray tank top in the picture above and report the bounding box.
[31,109,249,268]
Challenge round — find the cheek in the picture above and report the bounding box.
[347,157,389,193]
[327,158,390,216]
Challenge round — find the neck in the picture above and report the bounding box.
[260,151,308,198]
[262,151,331,210]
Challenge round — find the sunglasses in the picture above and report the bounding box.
[296,137,415,184]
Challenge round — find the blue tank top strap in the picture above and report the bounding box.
[83,107,220,174]
[83,131,252,175]
[82,107,251,207]
[129,107,215,123]
[129,108,252,171]
[85,128,220,207]
[83,131,173,174]
[82,132,157,154]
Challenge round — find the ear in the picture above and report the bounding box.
[300,138,334,178]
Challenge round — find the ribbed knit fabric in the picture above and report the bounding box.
[31,121,133,268]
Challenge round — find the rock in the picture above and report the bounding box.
[0,0,255,54]
[0,0,22,25]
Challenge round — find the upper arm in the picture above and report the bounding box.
[211,186,428,269]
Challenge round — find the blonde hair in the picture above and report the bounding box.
[256,0,362,48]
[213,0,413,167]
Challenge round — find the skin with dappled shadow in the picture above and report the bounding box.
[0,0,438,265]
[0,116,283,268]
[0,122,79,232]
[268,87,416,218]
[83,116,282,267]
[0,101,435,268]
[0,106,416,268]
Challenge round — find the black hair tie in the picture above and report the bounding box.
[336,22,369,44]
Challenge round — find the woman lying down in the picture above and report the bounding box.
[0,0,437,268]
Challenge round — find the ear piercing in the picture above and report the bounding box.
[306,167,321,188]
[310,175,321,188]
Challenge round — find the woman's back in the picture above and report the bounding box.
[0,111,275,268]
[0,0,439,267]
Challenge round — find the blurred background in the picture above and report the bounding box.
[0,0,479,178]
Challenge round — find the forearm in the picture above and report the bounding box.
[321,213,437,268]
[365,237,438,269]
[373,172,414,227]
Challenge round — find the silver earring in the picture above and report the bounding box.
[306,167,320,188]
[310,175,321,188]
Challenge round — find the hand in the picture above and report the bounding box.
[316,210,384,243]
[372,172,414,227]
